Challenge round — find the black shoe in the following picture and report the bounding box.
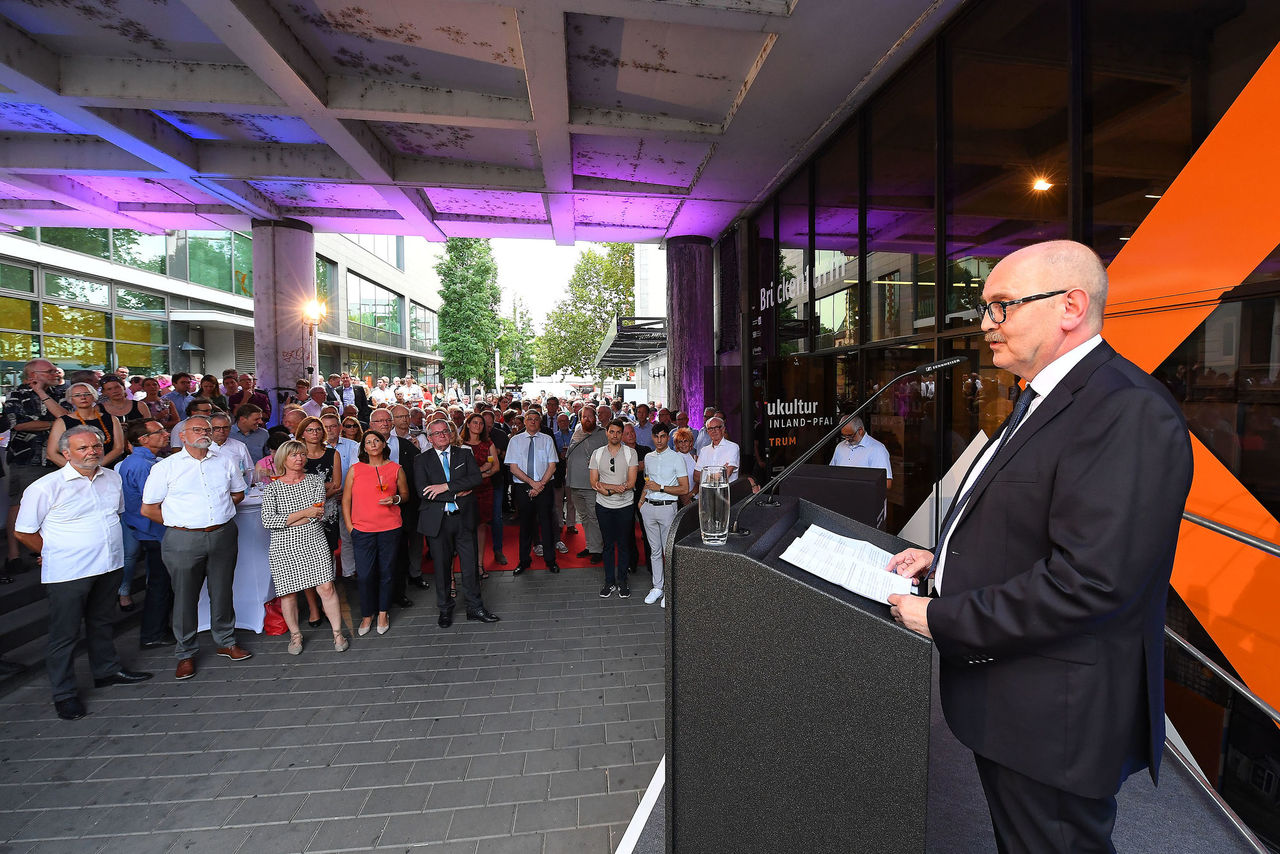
[93,669,154,688]
[409,576,430,589]
[394,596,414,608]
[466,608,501,623]
[619,586,631,599]
[599,585,615,598]
[139,635,177,649]
[0,575,12,585]
[548,564,560,574]
[54,696,86,721]
[438,610,453,628]
[307,618,322,627]
[119,600,136,613]
[576,549,592,558]
[589,554,603,565]
[493,552,508,565]
[512,565,528,576]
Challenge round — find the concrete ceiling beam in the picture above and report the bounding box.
[196,142,358,181]
[60,56,285,109]
[326,77,532,127]
[0,135,157,173]
[516,8,574,245]
[0,172,162,231]
[567,108,723,138]
[395,157,545,189]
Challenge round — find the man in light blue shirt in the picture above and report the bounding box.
[230,404,268,461]
[323,413,360,579]
[117,419,174,649]
[637,423,688,607]
[828,417,893,489]
[162,372,196,420]
[506,410,560,574]
[632,403,655,450]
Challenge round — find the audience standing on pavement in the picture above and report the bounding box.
[589,419,638,599]
[506,410,560,574]
[637,423,687,608]
[16,425,152,720]
[693,416,740,486]
[4,358,68,581]
[141,415,250,681]
[118,419,177,649]
[566,406,606,565]
[341,430,407,637]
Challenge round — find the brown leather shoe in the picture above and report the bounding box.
[215,645,253,661]
[174,658,196,680]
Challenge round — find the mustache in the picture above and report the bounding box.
[984,331,1006,344]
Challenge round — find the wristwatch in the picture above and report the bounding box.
[658,485,664,493]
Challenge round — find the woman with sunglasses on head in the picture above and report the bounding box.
[588,418,638,599]
[296,416,341,627]
[341,430,407,636]
[260,440,346,655]
[46,382,126,470]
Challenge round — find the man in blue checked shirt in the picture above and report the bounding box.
[506,410,560,574]
[116,419,176,649]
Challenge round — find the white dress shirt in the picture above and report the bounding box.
[301,399,325,418]
[934,334,1103,593]
[142,447,247,528]
[371,387,396,406]
[16,465,124,583]
[213,436,256,485]
[507,430,557,481]
[694,438,740,482]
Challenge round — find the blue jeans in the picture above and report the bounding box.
[118,520,140,596]
[352,528,398,616]
[596,504,633,587]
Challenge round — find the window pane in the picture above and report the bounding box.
[44,336,108,369]
[864,343,934,531]
[44,272,109,306]
[0,263,35,294]
[41,227,109,259]
[945,0,1068,329]
[188,231,232,291]
[0,332,39,368]
[114,343,169,375]
[42,303,110,338]
[14,226,37,241]
[232,232,253,296]
[0,295,37,331]
[866,53,936,340]
[111,230,166,274]
[778,167,811,355]
[815,117,861,350]
[116,288,166,314]
[115,316,168,344]
[316,256,337,333]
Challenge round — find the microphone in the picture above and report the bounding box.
[728,355,966,535]
[915,355,969,375]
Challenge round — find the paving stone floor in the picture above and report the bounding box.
[0,568,665,854]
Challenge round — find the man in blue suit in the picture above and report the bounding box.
[888,240,1193,853]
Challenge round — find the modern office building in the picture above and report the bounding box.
[0,228,443,388]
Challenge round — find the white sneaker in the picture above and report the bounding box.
[534,545,543,556]
[645,587,663,605]
[555,541,568,554]
[660,596,666,609]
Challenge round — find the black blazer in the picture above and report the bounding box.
[328,384,371,421]
[413,444,482,538]
[927,341,1193,799]
[394,435,420,519]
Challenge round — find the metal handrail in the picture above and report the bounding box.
[1166,511,1280,725]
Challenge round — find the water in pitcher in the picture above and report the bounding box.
[698,466,731,545]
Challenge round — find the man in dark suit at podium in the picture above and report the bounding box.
[887,240,1193,853]
[414,422,499,628]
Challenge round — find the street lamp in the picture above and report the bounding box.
[302,298,326,384]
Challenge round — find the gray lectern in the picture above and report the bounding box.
[665,495,932,853]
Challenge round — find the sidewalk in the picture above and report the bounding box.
[0,568,665,853]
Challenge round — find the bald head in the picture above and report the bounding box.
[1001,240,1108,331]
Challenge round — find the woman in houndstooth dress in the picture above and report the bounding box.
[261,440,348,655]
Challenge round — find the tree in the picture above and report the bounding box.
[436,238,502,388]
[537,243,635,381]
[497,296,538,386]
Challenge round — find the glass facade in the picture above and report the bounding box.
[729,0,1280,839]
[409,301,438,354]
[346,270,403,346]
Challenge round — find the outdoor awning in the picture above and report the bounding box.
[594,316,668,368]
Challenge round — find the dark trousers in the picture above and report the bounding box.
[490,482,505,554]
[352,528,398,616]
[46,570,123,701]
[391,506,422,599]
[428,513,482,612]
[596,504,633,587]
[513,484,556,567]
[136,539,173,644]
[162,523,238,659]
[973,754,1118,854]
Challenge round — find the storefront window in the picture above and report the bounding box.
[44,272,109,306]
[346,271,403,346]
[115,316,168,345]
[316,255,337,334]
[41,227,109,259]
[0,296,38,332]
[114,343,169,375]
[111,230,166,274]
[232,232,253,296]
[0,262,35,294]
[44,336,109,369]
[864,344,935,531]
[866,54,936,340]
[0,333,39,381]
[116,287,165,314]
[777,167,811,355]
[42,303,110,338]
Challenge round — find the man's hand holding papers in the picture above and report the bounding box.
[778,525,914,605]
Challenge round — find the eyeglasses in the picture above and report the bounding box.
[212,424,232,431]
[187,427,212,435]
[140,428,168,438]
[428,429,449,437]
[303,426,323,433]
[973,290,1066,324]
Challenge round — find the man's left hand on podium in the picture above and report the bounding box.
[888,593,932,639]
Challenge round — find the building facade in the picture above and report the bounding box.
[0,227,443,390]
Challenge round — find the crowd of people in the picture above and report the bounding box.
[0,359,737,720]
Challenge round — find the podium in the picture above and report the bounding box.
[665,495,932,853]
[772,463,887,528]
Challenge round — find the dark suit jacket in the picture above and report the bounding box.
[394,435,420,520]
[413,444,482,538]
[328,384,371,422]
[927,340,1193,799]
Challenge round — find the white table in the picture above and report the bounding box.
[197,491,275,633]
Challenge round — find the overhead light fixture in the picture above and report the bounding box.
[1032,178,1054,192]
[1144,193,1163,199]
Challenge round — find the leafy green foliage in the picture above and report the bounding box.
[497,296,538,386]
[536,243,635,381]
[436,238,502,388]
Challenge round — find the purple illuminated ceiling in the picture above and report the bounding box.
[572,135,707,188]
[573,194,680,229]
[155,111,324,144]
[0,102,90,134]
[372,123,539,170]
[426,189,547,221]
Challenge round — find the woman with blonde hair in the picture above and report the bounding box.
[260,440,346,655]
[295,415,341,627]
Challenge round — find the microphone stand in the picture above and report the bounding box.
[727,356,967,536]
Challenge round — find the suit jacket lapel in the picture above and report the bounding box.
[953,341,1116,529]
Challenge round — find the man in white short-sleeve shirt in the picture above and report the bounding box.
[637,423,688,606]
[16,425,152,720]
[693,417,740,485]
[142,415,249,681]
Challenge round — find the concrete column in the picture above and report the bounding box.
[251,218,315,426]
[665,236,714,422]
